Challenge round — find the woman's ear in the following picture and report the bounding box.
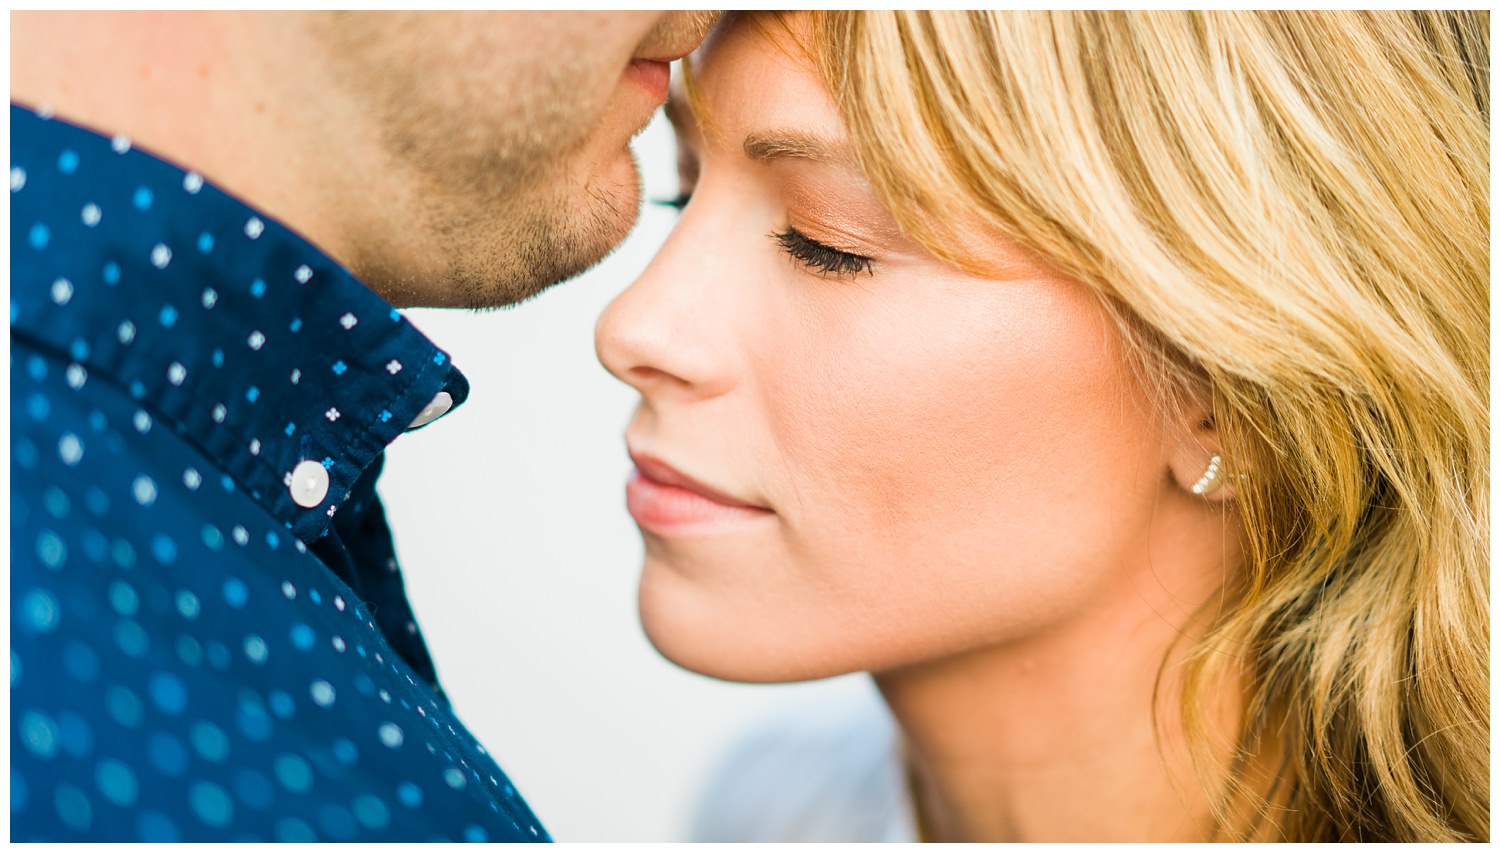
[1167,400,1238,504]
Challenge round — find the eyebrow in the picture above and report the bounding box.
[742,130,853,165]
[661,93,855,167]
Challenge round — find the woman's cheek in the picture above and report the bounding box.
[758,273,1167,651]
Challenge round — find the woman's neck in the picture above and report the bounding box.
[874,569,1252,842]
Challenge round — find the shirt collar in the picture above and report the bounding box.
[11,102,469,544]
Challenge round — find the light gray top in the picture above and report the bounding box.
[689,685,918,842]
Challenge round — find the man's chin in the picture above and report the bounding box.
[453,154,642,310]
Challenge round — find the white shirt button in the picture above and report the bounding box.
[289,459,330,508]
[407,391,453,430]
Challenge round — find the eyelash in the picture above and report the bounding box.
[652,194,875,279]
[772,227,874,279]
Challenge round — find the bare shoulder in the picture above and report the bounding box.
[688,680,914,842]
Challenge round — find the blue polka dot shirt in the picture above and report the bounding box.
[11,103,549,842]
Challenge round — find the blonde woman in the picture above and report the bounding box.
[595,11,1488,842]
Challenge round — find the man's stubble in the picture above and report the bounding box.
[316,12,646,309]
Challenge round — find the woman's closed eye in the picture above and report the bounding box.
[772,226,873,279]
[653,190,876,280]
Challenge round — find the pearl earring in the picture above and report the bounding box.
[1190,453,1224,496]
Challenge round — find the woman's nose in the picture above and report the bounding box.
[595,222,738,402]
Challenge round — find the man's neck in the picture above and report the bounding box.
[10,12,364,276]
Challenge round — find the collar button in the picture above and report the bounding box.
[289,459,330,508]
[407,391,453,430]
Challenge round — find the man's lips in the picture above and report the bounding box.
[625,58,672,102]
[628,453,768,510]
[626,19,712,106]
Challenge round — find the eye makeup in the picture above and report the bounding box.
[771,226,874,278]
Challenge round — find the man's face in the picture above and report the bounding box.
[313,12,718,308]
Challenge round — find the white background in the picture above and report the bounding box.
[379,109,869,841]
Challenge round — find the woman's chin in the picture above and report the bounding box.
[636,564,856,684]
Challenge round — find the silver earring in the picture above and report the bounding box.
[1190,453,1224,496]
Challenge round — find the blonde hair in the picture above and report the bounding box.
[791,10,1488,842]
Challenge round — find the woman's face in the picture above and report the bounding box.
[595,16,1186,682]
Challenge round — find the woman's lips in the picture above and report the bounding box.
[626,455,773,533]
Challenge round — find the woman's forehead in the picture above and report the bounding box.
[673,13,847,151]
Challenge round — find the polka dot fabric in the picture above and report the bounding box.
[11,103,548,841]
